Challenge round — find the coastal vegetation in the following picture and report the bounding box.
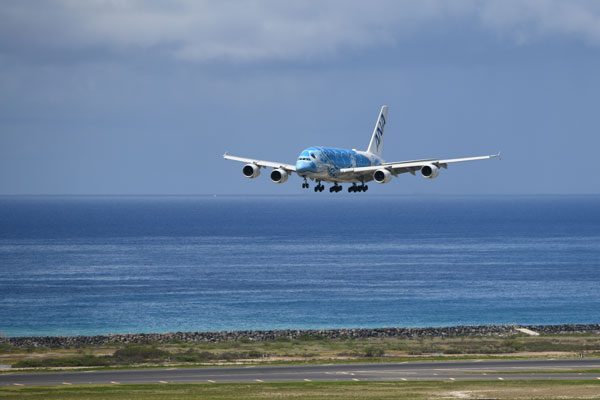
[2,332,600,370]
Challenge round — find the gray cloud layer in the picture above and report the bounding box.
[2,0,600,63]
[2,1,600,195]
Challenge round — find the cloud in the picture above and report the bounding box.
[478,0,600,45]
[1,0,600,64]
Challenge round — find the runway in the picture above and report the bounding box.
[1,359,600,387]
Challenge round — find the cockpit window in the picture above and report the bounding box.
[310,153,316,159]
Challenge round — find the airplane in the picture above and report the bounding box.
[224,106,499,193]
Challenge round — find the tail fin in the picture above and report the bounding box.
[366,105,388,156]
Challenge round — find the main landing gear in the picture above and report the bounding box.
[313,181,325,192]
[308,180,345,193]
[348,183,368,193]
[329,183,342,193]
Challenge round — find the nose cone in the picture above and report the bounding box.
[296,160,316,174]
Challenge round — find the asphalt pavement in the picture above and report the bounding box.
[1,359,600,387]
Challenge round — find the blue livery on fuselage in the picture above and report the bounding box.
[295,147,382,182]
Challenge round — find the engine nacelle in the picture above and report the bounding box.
[242,164,260,179]
[420,164,439,179]
[373,169,392,184]
[270,168,289,184]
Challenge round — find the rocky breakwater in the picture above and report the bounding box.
[2,324,599,349]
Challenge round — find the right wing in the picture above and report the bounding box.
[223,152,296,172]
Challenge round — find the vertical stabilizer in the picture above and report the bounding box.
[366,105,388,156]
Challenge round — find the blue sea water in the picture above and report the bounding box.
[1,195,600,337]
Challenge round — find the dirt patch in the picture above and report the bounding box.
[442,391,476,399]
[441,385,600,399]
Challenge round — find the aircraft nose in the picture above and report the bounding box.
[296,161,314,174]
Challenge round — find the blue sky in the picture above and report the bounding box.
[1,0,600,195]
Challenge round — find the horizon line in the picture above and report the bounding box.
[1,193,600,197]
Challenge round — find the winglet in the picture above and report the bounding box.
[223,151,229,158]
[496,151,502,160]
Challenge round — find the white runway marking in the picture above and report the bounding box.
[255,379,264,383]
[303,379,312,382]
[449,378,455,381]
[352,378,360,381]
[62,382,72,385]
[158,380,168,384]
[352,370,418,375]
[12,383,24,386]
[207,380,216,383]
[400,378,407,381]
[498,377,504,381]
[110,381,119,384]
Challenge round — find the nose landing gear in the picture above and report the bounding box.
[302,178,309,189]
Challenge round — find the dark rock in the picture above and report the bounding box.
[2,324,598,349]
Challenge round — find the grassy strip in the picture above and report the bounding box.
[9,346,265,368]
[1,380,600,400]
[3,334,600,369]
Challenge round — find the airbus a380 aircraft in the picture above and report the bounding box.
[224,106,499,193]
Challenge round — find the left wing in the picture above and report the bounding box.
[223,152,296,172]
[340,152,500,175]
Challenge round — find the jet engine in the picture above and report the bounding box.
[242,164,260,179]
[373,169,392,184]
[420,164,439,179]
[270,168,289,184]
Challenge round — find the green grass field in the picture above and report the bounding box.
[2,333,600,370]
[1,380,600,400]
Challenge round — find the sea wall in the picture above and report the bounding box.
[2,324,599,348]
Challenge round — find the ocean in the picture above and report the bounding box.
[1,195,599,337]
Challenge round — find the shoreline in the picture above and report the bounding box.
[3,324,599,349]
